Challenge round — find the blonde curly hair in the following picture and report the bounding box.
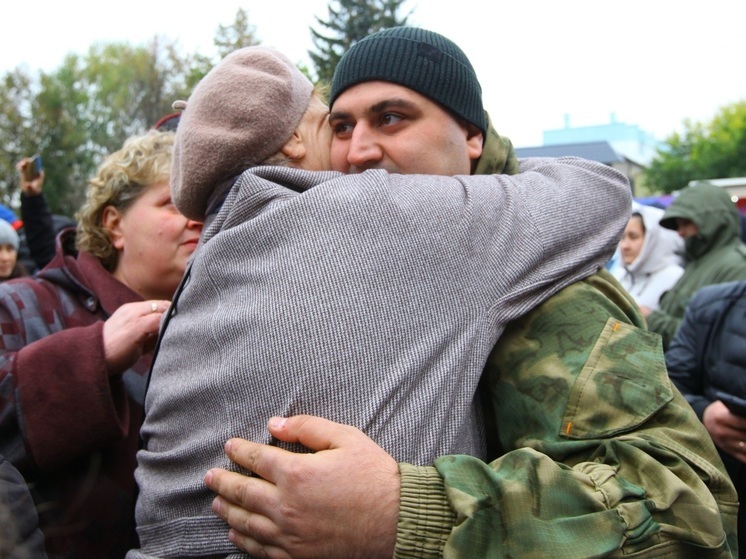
[75,131,174,271]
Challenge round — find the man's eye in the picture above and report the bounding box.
[380,113,403,127]
[332,122,353,136]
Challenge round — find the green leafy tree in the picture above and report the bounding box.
[309,0,412,85]
[644,101,746,194]
[0,67,36,209]
[0,39,195,216]
[0,10,264,217]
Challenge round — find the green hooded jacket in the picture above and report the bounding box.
[395,120,738,559]
[647,181,746,349]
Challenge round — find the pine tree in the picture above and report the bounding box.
[214,8,261,60]
[309,0,411,85]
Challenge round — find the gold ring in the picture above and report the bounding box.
[151,303,158,313]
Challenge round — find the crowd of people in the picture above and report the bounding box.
[1,25,745,559]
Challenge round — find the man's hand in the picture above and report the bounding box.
[703,400,746,463]
[204,415,400,559]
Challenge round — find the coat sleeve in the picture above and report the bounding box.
[394,271,737,558]
[19,192,57,271]
[387,156,631,325]
[0,283,129,472]
[479,157,633,325]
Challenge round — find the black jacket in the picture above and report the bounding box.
[666,280,746,419]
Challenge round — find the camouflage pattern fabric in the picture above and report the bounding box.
[394,121,738,558]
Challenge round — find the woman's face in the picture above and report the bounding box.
[296,95,332,171]
[0,244,17,279]
[106,180,203,300]
[619,214,645,266]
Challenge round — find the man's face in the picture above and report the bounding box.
[329,81,483,175]
[675,218,699,239]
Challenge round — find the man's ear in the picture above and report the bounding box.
[466,124,483,162]
[102,206,125,250]
[279,129,307,161]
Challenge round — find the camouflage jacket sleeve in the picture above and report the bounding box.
[394,270,737,559]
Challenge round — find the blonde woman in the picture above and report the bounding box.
[0,130,201,559]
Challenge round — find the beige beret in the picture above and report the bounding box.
[171,46,314,221]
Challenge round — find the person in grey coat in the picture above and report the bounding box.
[128,46,631,559]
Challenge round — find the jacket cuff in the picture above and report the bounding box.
[395,463,455,559]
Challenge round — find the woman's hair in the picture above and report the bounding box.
[259,85,330,167]
[631,211,646,235]
[75,130,174,271]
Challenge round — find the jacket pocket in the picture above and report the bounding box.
[562,318,673,439]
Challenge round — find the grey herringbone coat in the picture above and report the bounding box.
[130,159,629,558]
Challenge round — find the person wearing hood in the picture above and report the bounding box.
[612,203,684,311]
[645,181,746,349]
[0,219,24,280]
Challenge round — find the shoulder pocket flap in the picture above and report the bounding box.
[562,318,673,439]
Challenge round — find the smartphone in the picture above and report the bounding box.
[23,154,42,181]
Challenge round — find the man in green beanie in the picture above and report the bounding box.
[644,181,746,349]
[206,28,737,558]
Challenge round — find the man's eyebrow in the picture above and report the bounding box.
[329,109,351,122]
[370,98,418,113]
[329,98,419,121]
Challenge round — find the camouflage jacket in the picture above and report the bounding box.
[394,119,738,558]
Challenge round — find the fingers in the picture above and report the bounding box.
[228,529,291,559]
[206,468,284,541]
[102,300,170,374]
[132,313,165,340]
[111,300,169,335]
[205,467,266,506]
[220,438,297,485]
[212,491,277,534]
[268,414,368,451]
[145,300,171,315]
[208,484,290,559]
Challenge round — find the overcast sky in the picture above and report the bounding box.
[1,0,743,147]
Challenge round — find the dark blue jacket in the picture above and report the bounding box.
[666,280,746,419]
[666,279,746,553]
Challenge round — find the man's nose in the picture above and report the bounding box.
[346,124,383,168]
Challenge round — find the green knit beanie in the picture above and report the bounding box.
[330,27,487,136]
